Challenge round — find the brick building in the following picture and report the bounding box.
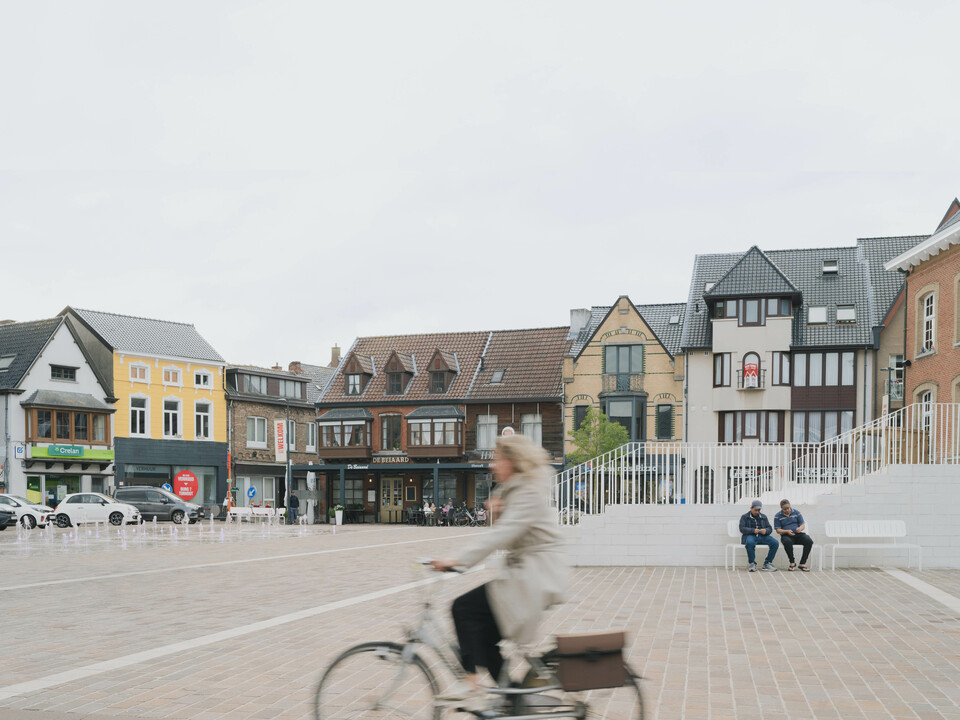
[225,365,318,512]
[313,327,570,523]
[885,198,960,406]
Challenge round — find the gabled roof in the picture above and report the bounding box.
[342,352,375,375]
[886,199,960,272]
[0,318,63,391]
[681,238,926,349]
[65,307,225,363]
[567,300,686,359]
[427,349,459,373]
[935,198,960,233]
[469,327,570,400]
[703,246,800,299]
[385,351,416,374]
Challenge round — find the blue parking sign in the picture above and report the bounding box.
[247,486,256,498]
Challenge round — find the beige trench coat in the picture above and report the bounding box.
[456,467,569,645]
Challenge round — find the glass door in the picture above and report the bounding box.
[379,477,403,523]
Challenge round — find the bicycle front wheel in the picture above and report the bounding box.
[314,641,440,720]
[578,663,644,720]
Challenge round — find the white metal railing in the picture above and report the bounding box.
[553,403,960,523]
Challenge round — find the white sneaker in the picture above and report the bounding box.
[437,682,490,712]
[761,562,778,572]
[748,562,757,572]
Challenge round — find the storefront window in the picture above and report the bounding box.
[437,472,457,505]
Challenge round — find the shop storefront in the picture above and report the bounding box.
[24,444,115,506]
[114,437,227,518]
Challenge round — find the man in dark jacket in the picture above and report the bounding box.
[288,491,300,524]
[739,499,779,572]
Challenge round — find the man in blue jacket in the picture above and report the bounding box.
[739,499,779,572]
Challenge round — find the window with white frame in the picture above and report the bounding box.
[130,362,149,383]
[889,354,904,400]
[346,374,361,395]
[306,422,317,451]
[195,401,211,440]
[286,420,296,451]
[836,304,856,322]
[130,396,148,436]
[922,293,936,352]
[163,367,182,385]
[808,306,827,324]
[163,399,181,437]
[194,370,212,388]
[247,416,267,448]
[477,415,498,450]
[520,414,542,446]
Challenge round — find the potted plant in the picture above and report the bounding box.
[333,504,345,525]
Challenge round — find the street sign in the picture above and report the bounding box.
[162,483,173,492]
[14,444,25,459]
[173,470,199,501]
[247,486,256,498]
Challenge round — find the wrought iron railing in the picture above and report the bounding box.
[601,373,644,393]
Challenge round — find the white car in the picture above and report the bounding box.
[0,495,54,529]
[53,492,141,528]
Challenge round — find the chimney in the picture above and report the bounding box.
[330,345,341,367]
[272,363,282,371]
[568,309,591,340]
[289,361,303,375]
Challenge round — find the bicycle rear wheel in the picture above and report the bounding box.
[577,663,643,720]
[314,641,440,720]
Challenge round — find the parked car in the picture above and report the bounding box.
[0,495,54,528]
[114,486,204,524]
[0,506,13,530]
[53,492,141,527]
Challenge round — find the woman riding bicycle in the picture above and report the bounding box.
[431,434,569,707]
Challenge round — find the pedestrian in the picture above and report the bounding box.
[739,499,779,572]
[774,499,814,571]
[288,490,300,524]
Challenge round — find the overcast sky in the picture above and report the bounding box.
[2,2,959,368]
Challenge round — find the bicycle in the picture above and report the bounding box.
[313,562,643,719]
[455,505,487,527]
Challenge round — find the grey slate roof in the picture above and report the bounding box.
[568,302,686,359]
[296,363,337,404]
[317,407,374,421]
[680,237,927,349]
[70,308,225,363]
[0,318,62,391]
[20,389,113,412]
[405,405,465,419]
[704,246,800,299]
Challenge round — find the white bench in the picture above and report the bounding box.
[725,519,822,571]
[824,520,921,571]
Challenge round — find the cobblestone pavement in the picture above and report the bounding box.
[1,521,959,719]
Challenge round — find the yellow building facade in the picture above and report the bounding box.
[563,296,685,456]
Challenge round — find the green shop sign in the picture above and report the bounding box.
[32,445,115,461]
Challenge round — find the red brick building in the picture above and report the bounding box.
[886,198,960,406]
[312,327,570,523]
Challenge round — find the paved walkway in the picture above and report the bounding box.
[1,522,959,719]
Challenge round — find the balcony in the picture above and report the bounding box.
[601,373,644,394]
[317,443,371,460]
[736,369,766,390]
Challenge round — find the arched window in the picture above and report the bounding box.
[742,352,760,389]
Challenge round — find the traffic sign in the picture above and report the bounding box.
[162,483,173,492]
[247,486,256,498]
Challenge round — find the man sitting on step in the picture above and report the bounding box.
[739,500,779,572]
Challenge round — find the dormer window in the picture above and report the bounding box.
[242,374,267,394]
[426,349,457,394]
[388,373,403,394]
[431,371,447,394]
[347,374,362,395]
[822,260,838,275]
[341,353,374,396]
[384,352,414,395]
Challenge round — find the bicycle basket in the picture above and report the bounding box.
[553,631,626,691]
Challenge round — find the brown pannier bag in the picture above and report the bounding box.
[554,631,626,692]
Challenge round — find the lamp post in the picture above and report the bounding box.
[284,397,292,524]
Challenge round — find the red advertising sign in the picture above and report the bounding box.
[173,470,199,500]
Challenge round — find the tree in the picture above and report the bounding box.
[567,407,630,466]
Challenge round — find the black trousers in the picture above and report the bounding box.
[781,532,814,564]
[452,583,503,682]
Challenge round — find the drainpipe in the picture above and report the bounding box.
[683,353,689,442]
[902,273,909,401]
[2,394,9,491]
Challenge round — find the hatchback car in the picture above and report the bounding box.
[0,495,54,528]
[114,486,204,524]
[53,492,141,527]
[0,506,13,530]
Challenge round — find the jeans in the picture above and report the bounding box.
[780,531,814,565]
[452,584,503,682]
[744,534,779,564]
[289,507,298,523]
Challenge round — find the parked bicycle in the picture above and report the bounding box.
[313,562,643,719]
[455,504,487,527]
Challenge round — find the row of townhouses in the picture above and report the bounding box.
[1,198,958,520]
